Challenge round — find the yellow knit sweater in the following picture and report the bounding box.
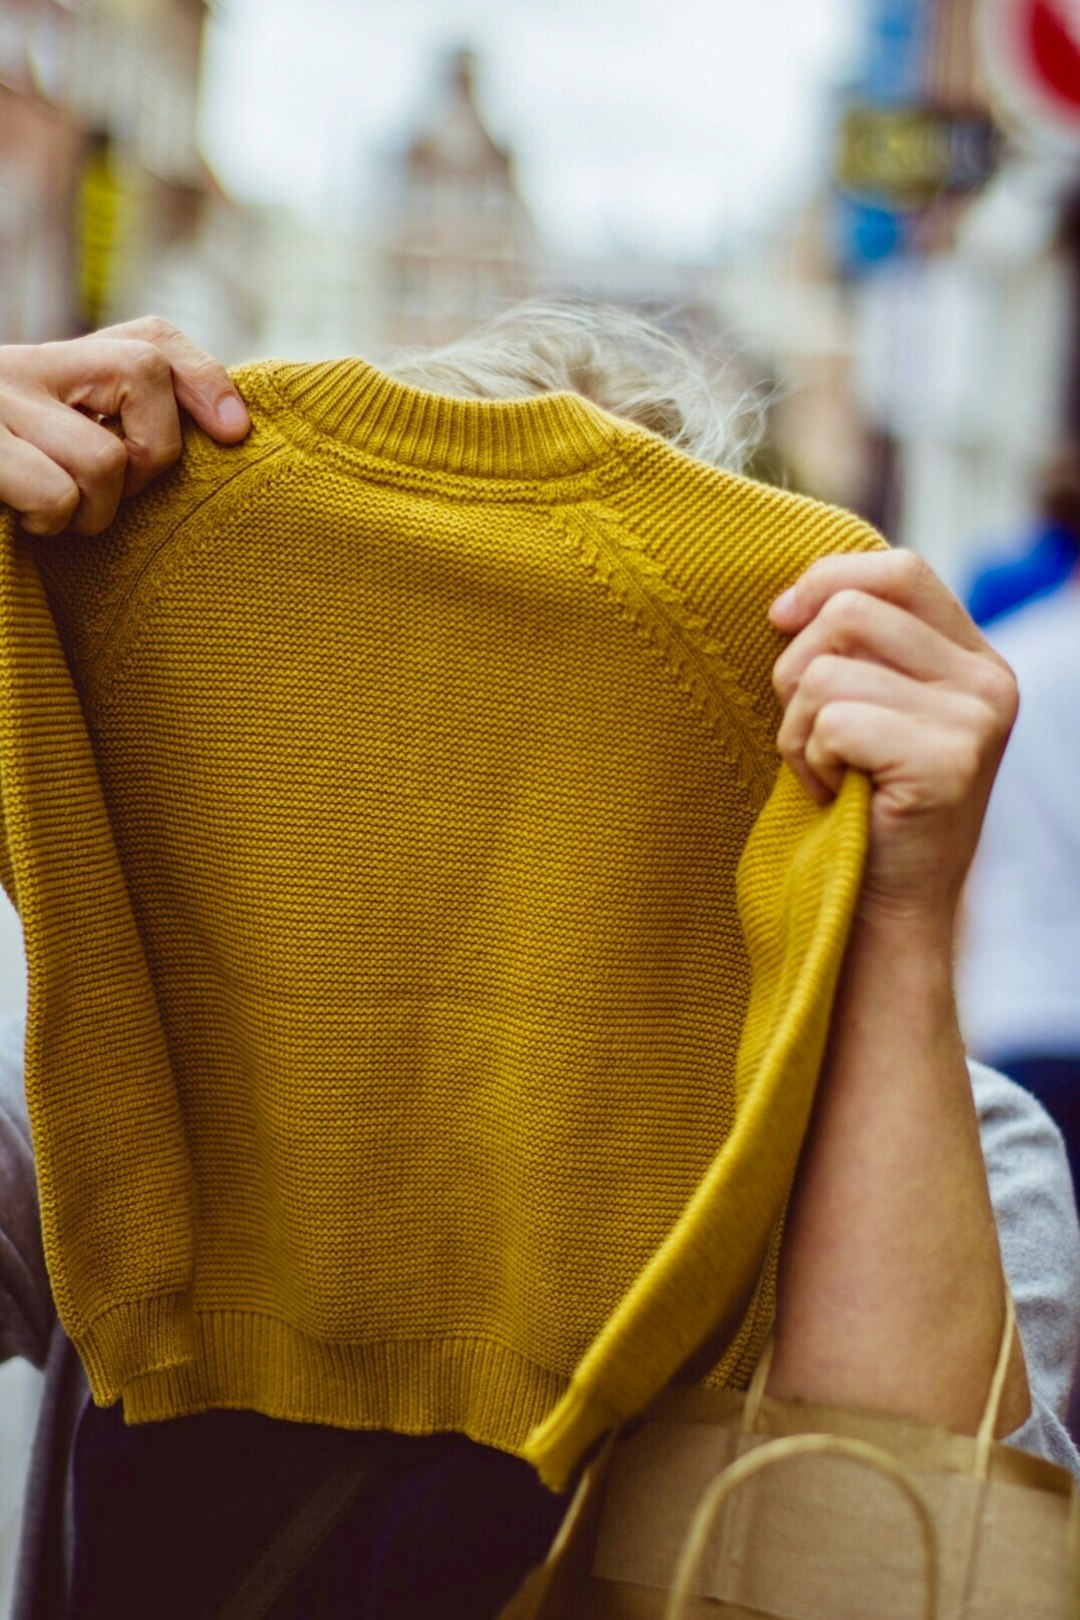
[0,359,882,1490]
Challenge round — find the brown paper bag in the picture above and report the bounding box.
[501,1293,1080,1620]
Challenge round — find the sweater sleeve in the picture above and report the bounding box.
[970,1058,1080,1478]
[0,1009,53,1367]
[0,507,198,1396]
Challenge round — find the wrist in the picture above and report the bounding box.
[831,903,962,1060]
[848,893,957,968]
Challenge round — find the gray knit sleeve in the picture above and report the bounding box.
[970,1059,1080,1478]
[0,1010,53,1367]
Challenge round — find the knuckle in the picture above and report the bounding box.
[141,429,184,473]
[969,653,1019,728]
[821,588,866,633]
[804,735,827,777]
[35,481,79,529]
[891,548,928,588]
[797,556,830,590]
[72,506,119,537]
[949,685,991,741]
[86,431,128,482]
[835,586,867,617]
[125,340,171,385]
[813,702,844,751]
[136,314,178,345]
[0,344,32,383]
[799,654,836,703]
[938,709,982,782]
[990,661,1019,726]
[789,556,834,609]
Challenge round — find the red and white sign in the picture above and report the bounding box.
[980,0,1080,146]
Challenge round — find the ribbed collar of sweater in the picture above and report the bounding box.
[259,357,626,481]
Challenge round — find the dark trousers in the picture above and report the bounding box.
[69,1403,567,1620]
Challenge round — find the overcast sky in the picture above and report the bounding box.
[200,0,862,261]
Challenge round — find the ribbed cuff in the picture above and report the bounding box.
[523,1379,623,1492]
[74,1292,196,1404]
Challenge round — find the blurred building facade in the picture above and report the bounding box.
[0,0,257,352]
[235,5,1080,596]
[245,46,539,365]
[746,0,1080,586]
[249,45,746,403]
[377,48,537,352]
[7,2,1076,597]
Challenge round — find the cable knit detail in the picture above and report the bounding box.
[558,504,779,809]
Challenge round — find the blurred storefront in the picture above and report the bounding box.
[827,0,1080,585]
[0,0,258,351]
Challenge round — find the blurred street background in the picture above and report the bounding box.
[3,0,1080,1609]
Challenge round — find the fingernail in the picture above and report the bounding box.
[215,394,249,434]
[770,586,798,619]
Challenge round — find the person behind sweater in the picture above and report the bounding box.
[0,307,1053,1617]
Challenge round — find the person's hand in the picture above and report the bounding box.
[769,550,1018,936]
[0,316,250,538]
[767,551,1031,1440]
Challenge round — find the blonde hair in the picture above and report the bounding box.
[386,301,764,474]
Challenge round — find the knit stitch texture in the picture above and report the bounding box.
[0,359,882,1489]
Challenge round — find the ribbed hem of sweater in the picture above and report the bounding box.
[117,1307,569,1469]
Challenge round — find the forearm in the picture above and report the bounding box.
[766,911,1031,1436]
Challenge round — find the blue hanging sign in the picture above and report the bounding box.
[861,0,932,102]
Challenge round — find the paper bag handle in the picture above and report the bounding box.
[740,1288,1017,1480]
[664,1431,939,1620]
[739,1330,775,1433]
[974,1286,1016,1479]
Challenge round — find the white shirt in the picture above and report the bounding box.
[959,582,1080,1062]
